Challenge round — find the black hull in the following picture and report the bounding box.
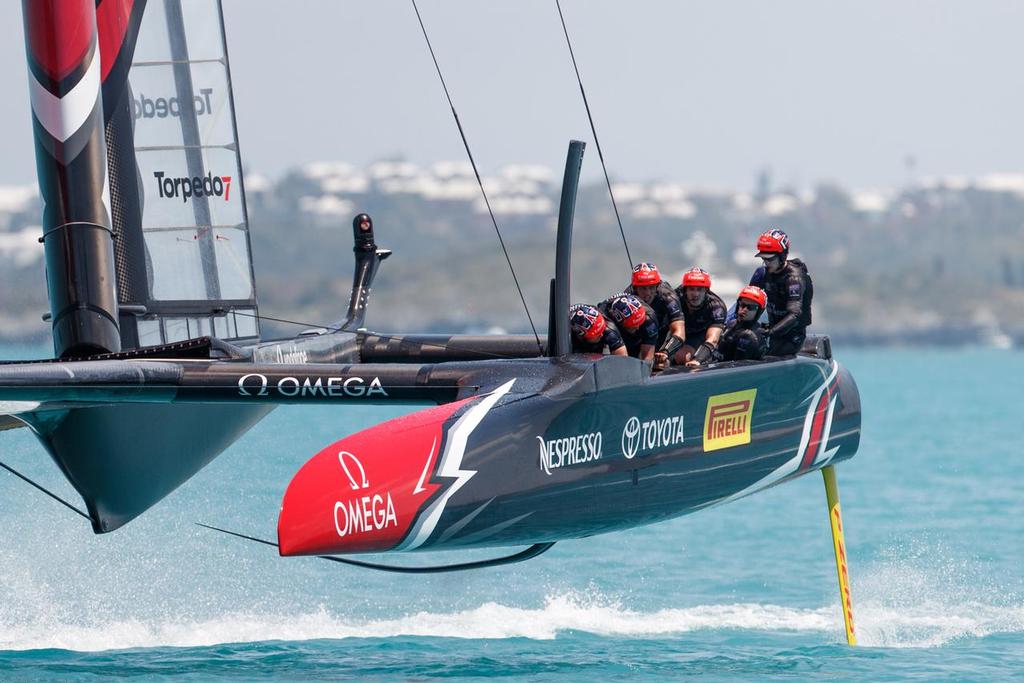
[279,353,860,555]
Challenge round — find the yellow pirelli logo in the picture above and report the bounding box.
[703,389,756,452]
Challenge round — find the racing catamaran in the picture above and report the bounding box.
[8,0,860,645]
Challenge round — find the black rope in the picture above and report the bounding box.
[233,310,542,360]
[0,458,91,521]
[555,0,633,269]
[197,523,555,574]
[410,0,543,355]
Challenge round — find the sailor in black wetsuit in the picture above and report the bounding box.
[717,286,769,362]
[669,267,727,367]
[569,304,627,355]
[625,262,686,348]
[748,229,813,356]
[599,293,659,362]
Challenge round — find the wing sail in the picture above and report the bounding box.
[103,0,259,349]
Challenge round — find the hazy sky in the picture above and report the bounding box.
[4,1,1024,190]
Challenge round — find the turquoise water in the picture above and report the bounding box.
[0,349,1021,680]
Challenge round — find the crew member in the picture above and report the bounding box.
[625,262,686,349]
[670,267,727,367]
[599,293,659,362]
[717,286,769,362]
[569,304,627,356]
[749,229,813,356]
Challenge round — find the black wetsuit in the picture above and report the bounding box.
[716,319,768,361]
[598,296,659,358]
[749,259,813,356]
[625,281,684,346]
[673,288,727,348]
[571,318,625,354]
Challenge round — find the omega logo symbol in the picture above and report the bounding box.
[621,416,641,459]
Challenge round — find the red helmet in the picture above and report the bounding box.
[569,304,606,341]
[755,228,790,257]
[681,267,711,289]
[737,285,767,310]
[631,262,661,287]
[609,294,647,330]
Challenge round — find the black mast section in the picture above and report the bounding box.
[21,1,121,357]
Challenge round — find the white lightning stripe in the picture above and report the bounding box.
[817,445,841,468]
[0,401,41,415]
[413,436,438,494]
[29,48,100,143]
[813,395,838,467]
[396,379,515,551]
[706,361,840,509]
[794,360,839,465]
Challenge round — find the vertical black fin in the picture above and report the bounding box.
[548,140,586,357]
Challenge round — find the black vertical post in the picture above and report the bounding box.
[548,140,586,357]
[337,213,391,332]
[22,0,121,357]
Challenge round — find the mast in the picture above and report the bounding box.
[22,0,121,357]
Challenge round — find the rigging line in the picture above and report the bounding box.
[554,0,633,269]
[232,310,540,360]
[0,458,91,521]
[410,0,543,355]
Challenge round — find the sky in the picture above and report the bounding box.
[3,1,1024,190]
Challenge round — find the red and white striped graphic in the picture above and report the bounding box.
[708,361,841,508]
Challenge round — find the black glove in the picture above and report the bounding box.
[658,335,685,359]
[692,342,715,364]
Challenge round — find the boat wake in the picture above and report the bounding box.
[1,589,1020,653]
[851,541,1024,648]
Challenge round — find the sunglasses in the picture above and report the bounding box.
[736,301,758,310]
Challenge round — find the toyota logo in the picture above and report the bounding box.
[621,416,641,459]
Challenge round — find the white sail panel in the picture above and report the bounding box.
[144,226,253,301]
[134,147,244,229]
[212,227,255,299]
[115,0,259,344]
[129,63,234,148]
[134,0,226,63]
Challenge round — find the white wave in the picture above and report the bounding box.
[4,546,1024,654]
[854,601,1024,649]
[848,544,1024,648]
[1,544,1022,654]
[1,589,1021,653]
[0,596,831,652]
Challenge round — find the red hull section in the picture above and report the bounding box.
[278,399,472,556]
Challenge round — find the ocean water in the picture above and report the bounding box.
[0,348,1021,680]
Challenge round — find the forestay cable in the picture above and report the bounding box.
[555,0,633,269]
[0,458,91,520]
[410,0,542,354]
